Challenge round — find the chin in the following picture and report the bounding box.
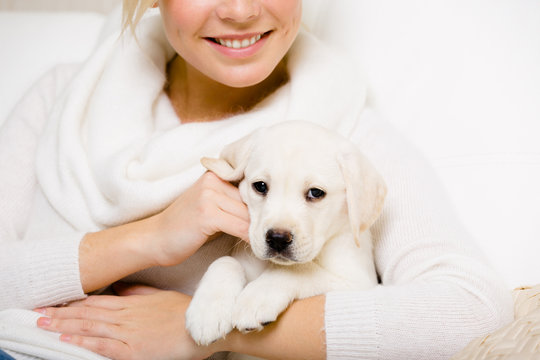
[217,63,280,88]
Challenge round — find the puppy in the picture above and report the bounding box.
[185,121,386,353]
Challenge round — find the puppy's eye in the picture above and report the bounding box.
[306,188,326,201]
[252,181,268,196]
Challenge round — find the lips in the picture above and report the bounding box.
[206,31,271,50]
[216,34,261,49]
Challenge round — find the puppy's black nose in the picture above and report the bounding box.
[265,229,293,252]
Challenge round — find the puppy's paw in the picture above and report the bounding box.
[185,295,235,346]
[185,256,246,345]
[232,282,292,333]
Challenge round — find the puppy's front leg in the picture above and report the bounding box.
[232,263,340,333]
[186,256,246,345]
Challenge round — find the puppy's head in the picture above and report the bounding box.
[201,121,386,265]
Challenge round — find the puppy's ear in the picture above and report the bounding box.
[338,149,387,246]
[201,130,258,182]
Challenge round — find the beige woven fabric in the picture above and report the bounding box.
[452,284,540,359]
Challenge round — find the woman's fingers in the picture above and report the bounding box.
[36,300,130,358]
[36,302,122,324]
[212,192,250,240]
[197,173,248,222]
[37,315,120,339]
[194,177,249,240]
[150,170,250,266]
[36,289,214,360]
[212,172,244,203]
[215,191,249,221]
[214,210,250,241]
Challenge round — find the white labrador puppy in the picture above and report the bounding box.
[185,121,386,350]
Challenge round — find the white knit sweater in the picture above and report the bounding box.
[0,13,512,360]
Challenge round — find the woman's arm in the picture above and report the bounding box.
[79,171,249,293]
[224,295,326,360]
[320,111,514,359]
[0,65,88,310]
[0,66,249,308]
[36,284,326,360]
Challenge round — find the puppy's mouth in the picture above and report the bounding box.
[268,254,298,265]
[264,250,298,265]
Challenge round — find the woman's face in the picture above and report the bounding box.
[159,0,302,88]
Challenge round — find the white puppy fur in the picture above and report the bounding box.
[185,121,387,354]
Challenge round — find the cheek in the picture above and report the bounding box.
[159,2,207,52]
[162,0,204,25]
[269,3,302,48]
[305,199,344,239]
[247,207,268,257]
[240,188,265,242]
[273,0,302,35]
[265,0,302,23]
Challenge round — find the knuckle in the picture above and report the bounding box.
[199,172,213,186]
[71,334,84,346]
[198,192,218,218]
[81,319,94,332]
[199,187,216,200]
[201,171,225,189]
[95,338,109,354]
[79,306,90,319]
[106,341,130,360]
[202,171,218,182]
[85,295,102,306]
[44,307,55,317]
[83,296,96,306]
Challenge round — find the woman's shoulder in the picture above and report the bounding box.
[31,63,82,103]
[283,30,368,135]
[2,64,81,133]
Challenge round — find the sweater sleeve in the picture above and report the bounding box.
[324,109,513,359]
[0,65,87,310]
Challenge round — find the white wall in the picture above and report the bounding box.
[0,0,121,13]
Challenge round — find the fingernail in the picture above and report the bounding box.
[60,334,72,342]
[34,308,47,315]
[37,317,51,327]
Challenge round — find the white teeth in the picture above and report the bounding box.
[216,34,262,49]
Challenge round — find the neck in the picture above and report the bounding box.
[165,56,288,123]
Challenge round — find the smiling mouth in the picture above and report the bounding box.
[206,31,271,49]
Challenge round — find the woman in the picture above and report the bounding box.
[0,0,512,359]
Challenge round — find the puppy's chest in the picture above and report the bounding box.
[231,244,268,281]
[315,231,378,289]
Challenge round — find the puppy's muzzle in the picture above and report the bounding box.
[265,229,293,253]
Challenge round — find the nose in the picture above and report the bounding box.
[216,0,261,23]
[265,229,293,253]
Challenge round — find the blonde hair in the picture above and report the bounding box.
[122,0,156,33]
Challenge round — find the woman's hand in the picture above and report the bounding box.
[35,284,223,360]
[149,171,250,266]
[79,171,249,293]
